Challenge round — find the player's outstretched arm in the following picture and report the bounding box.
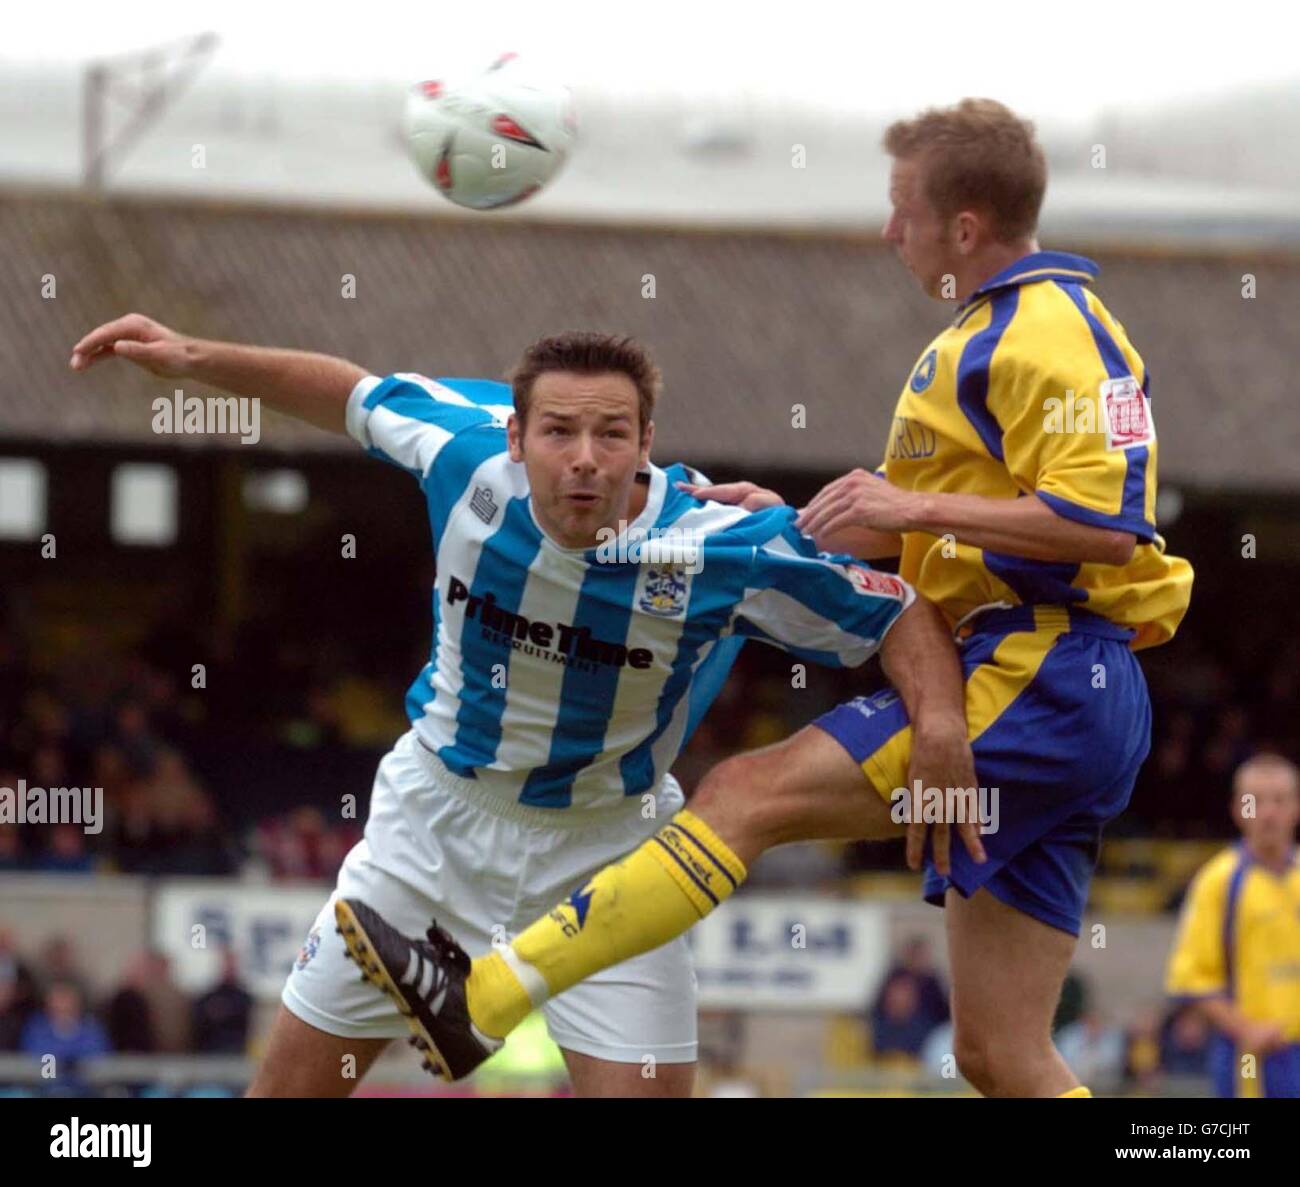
[799,468,1136,566]
[676,478,902,558]
[69,313,367,435]
[879,594,985,872]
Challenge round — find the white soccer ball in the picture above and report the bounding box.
[404,54,576,210]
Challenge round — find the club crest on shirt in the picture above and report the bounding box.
[1100,376,1154,451]
[909,348,938,393]
[639,562,690,617]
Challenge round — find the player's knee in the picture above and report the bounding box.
[954,1027,1050,1097]
[952,1030,995,1094]
[691,751,784,847]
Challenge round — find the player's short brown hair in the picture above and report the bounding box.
[509,331,661,433]
[883,98,1047,243]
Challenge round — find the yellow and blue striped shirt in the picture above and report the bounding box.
[879,250,1192,650]
[1166,845,1300,1094]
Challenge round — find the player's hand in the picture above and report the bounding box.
[676,480,784,511]
[796,469,921,538]
[69,313,195,379]
[1237,1020,1286,1056]
[903,722,985,876]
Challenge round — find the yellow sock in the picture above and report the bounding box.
[465,809,746,1038]
[1058,1086,1093,1097]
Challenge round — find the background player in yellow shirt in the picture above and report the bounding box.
[1166,755,1300,1098]
[338,99,1192,1098]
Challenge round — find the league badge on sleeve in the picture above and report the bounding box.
[1101,376,1154,450]
[845,564,907,601]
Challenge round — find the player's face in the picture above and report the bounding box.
[509,371,653,549]
[1236,769,1300,847]
[882,157,957,299]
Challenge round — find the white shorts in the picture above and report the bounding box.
[282,729,697,1064]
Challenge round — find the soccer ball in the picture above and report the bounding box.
[404,54,576,210]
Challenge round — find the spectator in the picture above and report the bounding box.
[29,824,94,874]
[192,948,254,1054]
[871,937,949,1038]
[252,806,357,881]
[1052,969,1088,1032]
[138,951,192,1054]
[0,822,24,872]
[1122,1005,1163,1090]
[1055,1011,1126,1091]
[38,935,92,1005]
[113,697,160,777]
[0,926,40,1050]
[103,952,157,1053]
[1160,1003,1211,1079]
[19,981,111,1067]
[870,975,934,1059]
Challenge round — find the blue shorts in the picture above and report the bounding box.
[813,605,1152,936]
[1210,1035,1300,1098]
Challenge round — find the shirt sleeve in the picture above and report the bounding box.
[732,509,915,667]
[345,372,507,479]
[1165,862,1231,1000]
[988,296,1159,543]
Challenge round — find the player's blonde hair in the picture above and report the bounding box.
[509,331,661,433]
[883,98,1047,243]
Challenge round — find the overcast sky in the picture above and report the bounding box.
[7,0,1295,124]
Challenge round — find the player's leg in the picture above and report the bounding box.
[559,1049,695,1098]
[687,718,904,865]
[539,923,699,1098]
[942,888,1080,1097]
[246,1006,391,1097]
[916,622,1153,1098]
[276,732,513,1084]
[465,723,902,1041]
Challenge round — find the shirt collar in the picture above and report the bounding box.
[956,250,1100,316]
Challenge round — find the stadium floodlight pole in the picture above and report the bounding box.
[82,32,220,191]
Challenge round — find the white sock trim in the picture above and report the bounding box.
[499,943,550,1007]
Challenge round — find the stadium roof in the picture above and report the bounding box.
[3,64,1299,249]
[1,189,1297,490]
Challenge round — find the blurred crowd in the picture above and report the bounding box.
[0,925,253,1088]
[692,934,1219,1097]
[0,604,1296,882]
[0,619,363,879]
[861,937,1215,1094]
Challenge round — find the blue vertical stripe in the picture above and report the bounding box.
[653,464,708,530]
[1057,283,1152,534]
[680,635,745,746]
[618,542,752,796]
[1221,848,1251,1003]
[404,594,443,720]
[955,288,1020,461]
[520,561,643,807]
[437,497,543,776]
[423,428,510,550]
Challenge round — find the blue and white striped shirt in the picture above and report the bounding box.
[347,373,915,811]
